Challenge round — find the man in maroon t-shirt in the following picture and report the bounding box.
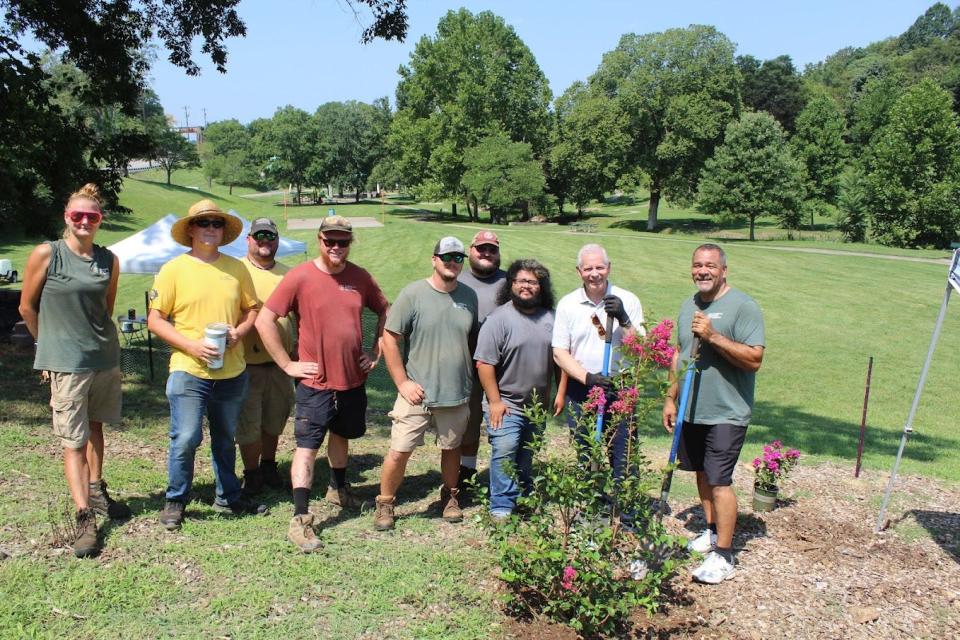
[255,216,389,552]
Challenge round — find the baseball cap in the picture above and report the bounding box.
[249,217,278,235]
[433,236,466,256]
[471,230,499,247]
[319,215,353,234]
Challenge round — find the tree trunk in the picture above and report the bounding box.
[749,215,756,241]
[520,200,529,221]
[647,184,661,231]
[229,184,233,195]
[355,188,361,203]
[166,166,172,185]
[451,202,457,218]
[296,184,302,204]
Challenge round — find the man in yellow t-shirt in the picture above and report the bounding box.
[237,218,295,494]
[147,199,264,531]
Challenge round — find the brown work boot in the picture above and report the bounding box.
[73,508,99,558]
[440,486,463,523]
[325,483,369,509]
[88,479,132,520]
[287,513,323,553]
[373,495,395,531]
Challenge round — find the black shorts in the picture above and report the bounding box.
[678,422,748,486]
[293,383,367,449]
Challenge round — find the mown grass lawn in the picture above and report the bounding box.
[0,170,958,637]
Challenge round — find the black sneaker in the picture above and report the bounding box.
[73,508,100,558]
[89,479,132,520]
[242,468,264,496]
[260,460,285,490]
[159,500,186,531]
[212,497,269,517]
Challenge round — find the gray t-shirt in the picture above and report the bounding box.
[678,287,765,426]
[385,279,478,407]
[458,268,506,323]
[474,304,555,412]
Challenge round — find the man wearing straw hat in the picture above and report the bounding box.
[147,199,267,531]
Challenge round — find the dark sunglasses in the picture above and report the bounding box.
[436,253,465,264]
[190,218,225,229]
[321,238,352,248]
[591,313,606,338]
[252,231,278,242]
[67,210,102,224]
[473,243,499,253]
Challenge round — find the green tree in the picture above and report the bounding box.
[862,79,960,248]
[253,106,315,203]
[200,119,256,191]
[461,131,546,224]
[389,9,551,220]
[837,166,869,242]
[897,3,956,53]
[547,83,629,215]
[848,74,906,154]
[312,99,391,201]
[589,25,741,230]
[153,125,200,185]
[791,93,848,204]
[737,54,807,132]
[698,111,807,241]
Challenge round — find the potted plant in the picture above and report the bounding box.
[751,440,800,512]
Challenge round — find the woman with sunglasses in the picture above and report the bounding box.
[19,183,130,558]
[147,199,265,531]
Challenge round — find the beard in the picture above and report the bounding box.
[511,291,540,311]
[469,255,500,277]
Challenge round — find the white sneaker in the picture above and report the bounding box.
[687,529,717,554]
[692,551,735,584]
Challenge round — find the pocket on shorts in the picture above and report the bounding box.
[51,397,85,444]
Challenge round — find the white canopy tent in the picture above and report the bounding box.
[108,213,308,275]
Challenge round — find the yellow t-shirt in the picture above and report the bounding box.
[240,257,295,365]
[150,253,259,379]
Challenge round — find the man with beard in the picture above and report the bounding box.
[256,216,389,552]
[374,237,479,531]
[663,243,764,584]
[474,259,558,519]
[456,230,506,492]
[552,244,643,482]
[236,218,295,495]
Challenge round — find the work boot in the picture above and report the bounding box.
[88,479,132,520]
[440,486,463,523]
[242,468,264,496]
[73,508,99,558]
[287,513,323,553]
[373,496,395,531]
[260,460,284,490]
[212,497,269,517]
[159,500,185,531]
[325,483,368,509]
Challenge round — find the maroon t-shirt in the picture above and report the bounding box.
[265,260,388,390]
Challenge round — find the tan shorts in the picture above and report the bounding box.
[49,368,122,449]
[389,394,470,452]
[236,363,294,445]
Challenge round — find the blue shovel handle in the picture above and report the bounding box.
[593,315,616,442]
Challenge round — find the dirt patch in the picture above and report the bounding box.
[504,460,960,638]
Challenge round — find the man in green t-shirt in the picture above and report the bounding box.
[374,236,479,531]
[663,243,765,585]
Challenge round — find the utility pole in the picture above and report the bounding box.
[183,106,190,127]
[202,108,208,127]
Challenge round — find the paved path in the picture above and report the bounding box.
[287,217,383,230]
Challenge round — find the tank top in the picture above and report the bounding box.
[33,240,120,372]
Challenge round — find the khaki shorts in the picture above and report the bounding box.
[236,363,294,446]
[389,394,469,452]
[462,376,484,448]
[49,367,122,449]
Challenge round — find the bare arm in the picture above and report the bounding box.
[255,306,317,378]
[382,329,424,404]
[477,361,508,428]
[692,311,764,372]
[553,347,589,385]
[18,243,52,340]
[228,307,258,348]
[662,348,680,432]
[553,368,568,417]
[147,308,219,365]
[106,254,120,316]
[359,304,390,372]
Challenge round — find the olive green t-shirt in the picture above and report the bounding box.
[385,279,478,407]
[678,288,765,426]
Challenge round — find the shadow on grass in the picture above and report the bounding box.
[902,509,960,564]
[130,179,220,201]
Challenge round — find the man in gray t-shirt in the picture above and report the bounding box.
[375,236,479,531]
[456,230,507,491]
[663,243,765,585]
[475,259,556,518]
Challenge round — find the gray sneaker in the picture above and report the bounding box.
[692,551,735,584]
[687,529,717,554]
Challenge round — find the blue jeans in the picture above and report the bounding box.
[165,370,248,504]
[565,379,633,482]
[486,410,542,516]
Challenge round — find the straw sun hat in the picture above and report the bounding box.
[171,199,244,247]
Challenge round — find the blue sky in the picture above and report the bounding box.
[149,0,940,126]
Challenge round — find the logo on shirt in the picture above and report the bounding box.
[148,289,158,301]
[709,312,723,320]
[339,284,358,293]
[453,302,471,312]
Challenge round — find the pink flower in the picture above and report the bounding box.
[771,440,783,449]
[752,457,761,468]
[786,448,801,459]
[561,566,578,591]
[766,460,780,473]
[609,386,639,416]
[583,386,607,413]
